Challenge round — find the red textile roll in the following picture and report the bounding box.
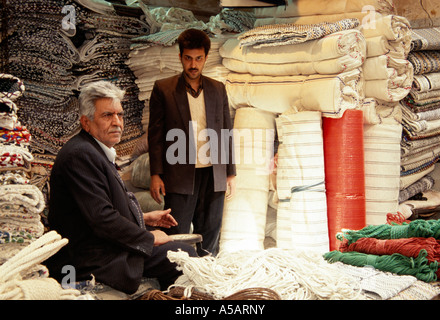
[323,109,366,251]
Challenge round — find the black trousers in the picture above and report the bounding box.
[143,241,197,290]
[164,166,226,256]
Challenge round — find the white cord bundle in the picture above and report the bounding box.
[0,231,80,300]
[167,248,365,300]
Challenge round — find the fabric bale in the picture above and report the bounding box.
[130,153,151,189]
[220,107,276,252]
[134,191,164,212]
[225,68,364,117]
[398,190,440,220]
[220,29,366,76]
[253,0,395,19]
[275,110,329,253]
[363,56,413,102]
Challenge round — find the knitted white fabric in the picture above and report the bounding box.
[167,248,365,300]
[331,262,417,300]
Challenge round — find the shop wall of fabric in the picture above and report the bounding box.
[1,0,153,226]
[217,0,414,252]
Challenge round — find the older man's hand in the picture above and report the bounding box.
[143,208,178,228]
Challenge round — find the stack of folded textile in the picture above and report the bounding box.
[0,73,46,269]
[219,11,368,252]
[357,13,412,225]
[249,1,412,227]
[5,0,81,156]
[398,27,440,211]
[73,3,151,157]
[126,6,244,127]
[221,18,365,117]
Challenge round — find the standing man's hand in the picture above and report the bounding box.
[226,175,236,200]
[150,174,166,204]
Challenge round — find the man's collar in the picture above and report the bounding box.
[182,73,203,98]
[93,137,117,164]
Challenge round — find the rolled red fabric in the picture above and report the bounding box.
[323,109,366,250]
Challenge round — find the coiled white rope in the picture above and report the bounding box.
[0,231,80,300]
[167,247,366,300]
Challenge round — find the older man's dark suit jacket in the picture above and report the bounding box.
[148,73,236,195]
[45,129,155,294]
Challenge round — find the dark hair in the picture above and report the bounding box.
[177,28,211,56]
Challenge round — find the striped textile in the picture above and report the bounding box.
[275,110,329,253]
[364,123,402,225]
[220,107,276,252]
[408,51,440,75]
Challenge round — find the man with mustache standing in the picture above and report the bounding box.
[45,81,197,294]
[148,29,236,256]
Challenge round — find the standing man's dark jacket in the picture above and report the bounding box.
[148,73,236,195]
[45,129,154,293]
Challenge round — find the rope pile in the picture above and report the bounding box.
[326,219,440,282]
[167,248,364,300]
[141,286,280,300]
[0,231,80,300]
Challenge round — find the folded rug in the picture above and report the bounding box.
[238,18,360,48]
[408,50,440,75]
[411,27,440,51]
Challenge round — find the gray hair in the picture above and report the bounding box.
[79,81,125,120]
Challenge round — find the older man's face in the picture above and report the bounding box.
[82,98,124,148]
